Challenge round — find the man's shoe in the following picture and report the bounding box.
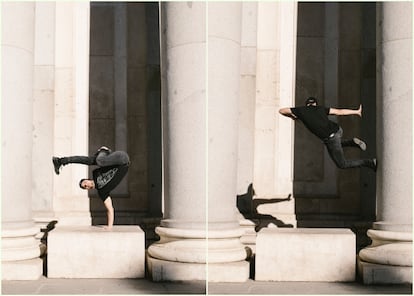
[52,157,62,175]
[353,138,367,151]
[98,146,111,153]
[367,158,377,172]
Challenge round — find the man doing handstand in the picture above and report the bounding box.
[52,146,130,229]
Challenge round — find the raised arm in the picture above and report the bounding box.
[329,104,362,117]
[279,107,298,120]
[103,196,114,230]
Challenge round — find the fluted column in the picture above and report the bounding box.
[358,2,412,284]
[52,2,91,225]
[237,2,258,251]
[147,2,208,281]
[1,2,43,280]
[207,2,249,282]
[148,2,249,282]
[253,2,297,227]
[32,2,57,235]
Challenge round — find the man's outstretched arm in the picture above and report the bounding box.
[329,104,362,117]
[279,107,298,120]
[103,197,114,230]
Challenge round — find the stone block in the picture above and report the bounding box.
[255,228,355,281]
[48,226,145,278]
[2,258,43,280]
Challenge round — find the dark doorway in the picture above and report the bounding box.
[88,2,162,243]
[294,2,377,251]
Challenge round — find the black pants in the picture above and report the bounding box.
[61,150,129,167]
[323,127,372,169]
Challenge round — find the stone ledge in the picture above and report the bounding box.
[48,226,145,278]
[255,228,356,282]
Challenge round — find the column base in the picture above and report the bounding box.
[147,256,249,282]
[2,258,43,280]
[358,225,412,284]
[358,257,412,284]
[239,218,257,254]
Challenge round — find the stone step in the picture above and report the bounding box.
[255,228,355,281]
[48,226,145,278]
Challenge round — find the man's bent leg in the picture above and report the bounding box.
[96,151,130,167]
[341,138,367,151]
[325,133,374,170]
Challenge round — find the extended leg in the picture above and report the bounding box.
[325,129,376,171]
[341,138,366,151]
[52,155,96,175]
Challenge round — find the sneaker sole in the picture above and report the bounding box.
[353,138,366,151]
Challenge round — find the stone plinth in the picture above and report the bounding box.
[147,226,249,282]
[2,259,43,280]
[358,227,412,284]
[255,228,355,281]
[48,226,145,278]
[357,256,412,284]
[147,257,249,282]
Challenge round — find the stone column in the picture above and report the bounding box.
[358,2,412,284]
[237,3,257,196]
[1,2,43,280]
[147,2,208,281]
[253,2,297,227]
[148,2,249,282]
[237,2,258,251]
[32,2,57,236]
[207,2,249,282]
[52,2,91,225]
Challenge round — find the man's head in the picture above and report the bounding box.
[79,178,95,190]
[305,97,318,106]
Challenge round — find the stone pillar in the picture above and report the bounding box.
[207,2,250,282]
[358,2,412,284]
[32,2,57,233]
[237,3,257,196]
[253,2,297,227]
[1,2,43,280]
[147,2,208,281]
[52,2,91,225]
[148,2,249,282]
[237,2,258,251]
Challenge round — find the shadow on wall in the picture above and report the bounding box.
[237,184,294,231]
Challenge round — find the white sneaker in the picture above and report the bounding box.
[353,138,366,151]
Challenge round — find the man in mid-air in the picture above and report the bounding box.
[279,97,376,171]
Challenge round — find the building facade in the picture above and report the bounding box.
[1,1,412,283]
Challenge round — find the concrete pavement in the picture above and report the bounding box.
[2,277,412,295]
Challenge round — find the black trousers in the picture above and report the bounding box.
[61,150,129,167]
[323,127,372,169]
